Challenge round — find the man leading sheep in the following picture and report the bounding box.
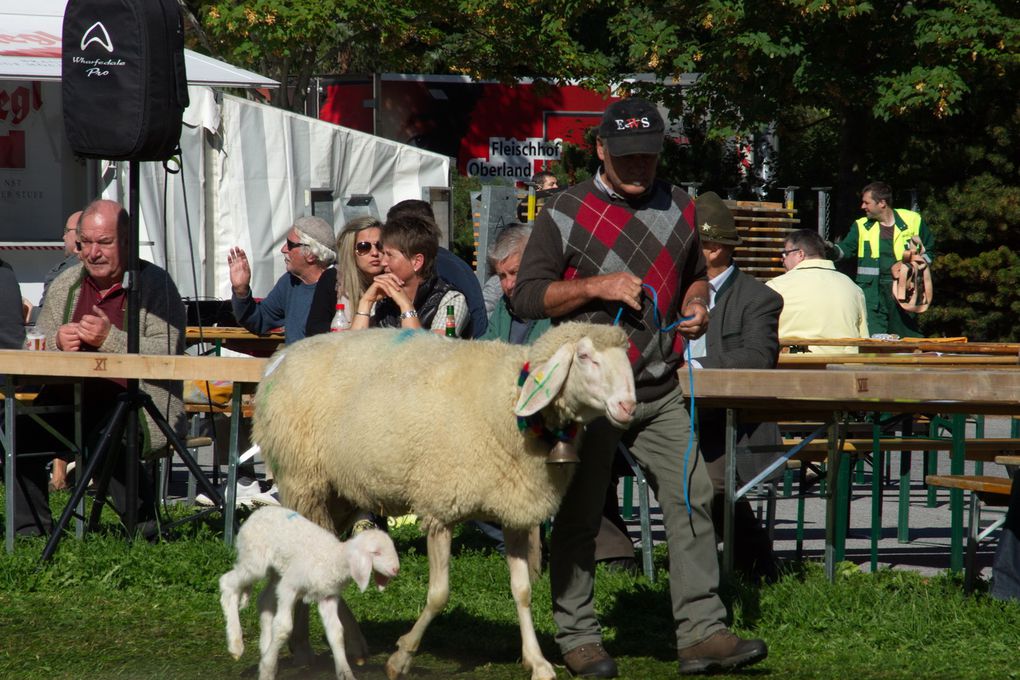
[513,97,768,677]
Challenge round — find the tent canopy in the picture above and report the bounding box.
[0,0,278,88]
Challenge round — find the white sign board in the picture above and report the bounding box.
[466,136,562,180]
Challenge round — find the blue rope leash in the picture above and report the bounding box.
[613,283,698,514]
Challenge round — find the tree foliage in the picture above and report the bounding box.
[612,1,1020,222]
[184,0,615,111]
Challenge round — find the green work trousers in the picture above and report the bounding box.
[550,388,727,653]
[860,277,921,337]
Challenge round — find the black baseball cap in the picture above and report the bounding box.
[597,97,665,157]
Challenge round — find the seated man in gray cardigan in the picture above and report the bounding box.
[12,199,186,537]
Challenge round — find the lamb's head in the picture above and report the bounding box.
[345,529,400,592]
[515,323,636,429]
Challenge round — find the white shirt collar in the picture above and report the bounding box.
[707,264,735,309]
[593,168,624,200]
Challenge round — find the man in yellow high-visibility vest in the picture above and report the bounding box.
[832,181,935,336]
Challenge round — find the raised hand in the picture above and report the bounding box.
[227,247,252,297]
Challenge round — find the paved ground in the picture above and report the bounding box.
[167,415,1015,579]
[618,416,1015,578]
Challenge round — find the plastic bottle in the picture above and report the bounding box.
[444,304,456,337]
[330,303,351,332]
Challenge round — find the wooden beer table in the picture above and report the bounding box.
[678,366,1020,581]
[186,326,284,356]
[0,350,267,553]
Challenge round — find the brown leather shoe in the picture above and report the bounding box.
[562,642,619,678]
[677,629,767,674]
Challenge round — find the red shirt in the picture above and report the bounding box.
[73,275,128,387]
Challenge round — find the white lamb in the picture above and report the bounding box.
[253,322,636,680]
[219,506,400,680]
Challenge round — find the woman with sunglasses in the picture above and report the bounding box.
[350,214,469,335]
[336,215,385,313]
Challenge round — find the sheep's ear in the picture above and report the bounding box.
[514,342,574,417]
[349,549,373,592]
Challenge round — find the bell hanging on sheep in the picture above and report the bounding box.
[547,440,580,464]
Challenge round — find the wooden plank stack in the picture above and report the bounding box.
[725,199,800,281]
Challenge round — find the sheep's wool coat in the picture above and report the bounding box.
[254,323,628,532]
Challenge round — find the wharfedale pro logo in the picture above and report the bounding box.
[73,21,124,77]
[80,22,114,53]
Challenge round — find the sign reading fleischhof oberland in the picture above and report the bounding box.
[467,137,562,180]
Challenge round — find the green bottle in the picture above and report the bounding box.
[445,304,456,337]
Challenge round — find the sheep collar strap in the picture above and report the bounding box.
[517,362,580,464]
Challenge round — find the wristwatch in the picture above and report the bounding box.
[399,309,418,320]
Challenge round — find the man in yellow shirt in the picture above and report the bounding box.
[767,229,868,354]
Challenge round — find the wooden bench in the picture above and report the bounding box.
[925,474,1013,591]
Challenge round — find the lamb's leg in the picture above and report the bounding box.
[504,527,556,680]
[318,596,356,680]
[219,568,249,660]
[257,575,279,657]
[385,525,452,680]
[259,583,298,680]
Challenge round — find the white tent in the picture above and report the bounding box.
[0,0,451,301]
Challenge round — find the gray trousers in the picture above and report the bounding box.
[550,388,727,653]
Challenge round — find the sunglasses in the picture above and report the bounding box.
[355,240,382,256]
[285,238,306,251]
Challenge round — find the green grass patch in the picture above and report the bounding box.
[2,497,1019,679]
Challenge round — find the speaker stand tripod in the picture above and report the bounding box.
[40,390,226,561]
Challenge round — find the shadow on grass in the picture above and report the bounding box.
[253,610,555,679]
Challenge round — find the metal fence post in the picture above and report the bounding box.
[812,186,832,238]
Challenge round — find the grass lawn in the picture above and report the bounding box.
[2,493,1019,680]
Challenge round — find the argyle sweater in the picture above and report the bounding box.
[513,177,705,401]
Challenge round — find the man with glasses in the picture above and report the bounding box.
[767,229,868,354]
[223,217,339,507]
[38,210,83,312]
[228,216,337,345]
[12,199,187,536]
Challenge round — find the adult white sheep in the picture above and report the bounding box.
[254,322,636,680]
[219,506,399,680]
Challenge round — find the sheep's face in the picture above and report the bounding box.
[569,338,636,428]
[515,336,636,429]
[347,529,401,592]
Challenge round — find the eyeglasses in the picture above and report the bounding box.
[355,240,382,256]
[285,238,306,251]
[780,248,802,258]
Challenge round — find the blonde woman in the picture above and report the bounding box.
[336,215,384,312]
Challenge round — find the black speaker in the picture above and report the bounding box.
[62,0,189,161]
